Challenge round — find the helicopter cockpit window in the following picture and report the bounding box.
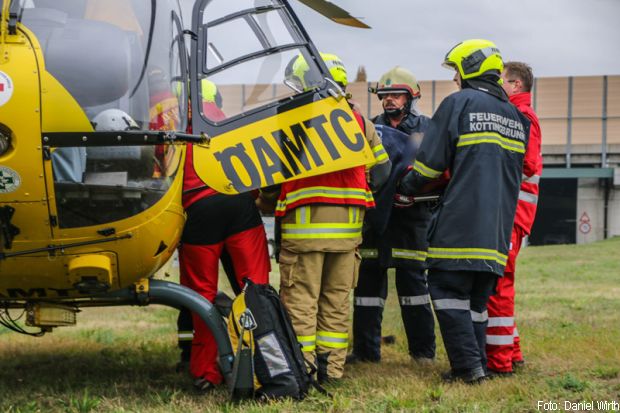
[20,0,188,132]
[199,0,324,123]
[51,141,181,229]
[17,0,187,228]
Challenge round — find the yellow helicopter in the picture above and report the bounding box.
[0,0,372,385]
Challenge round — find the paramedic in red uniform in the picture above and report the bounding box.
[179,80,270,392]
[486,62,542,376]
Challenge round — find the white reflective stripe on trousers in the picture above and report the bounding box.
[399,295,431,306]
[513,327,520,338]
[355,297,386,307]
[488,316,515,327]
[432,298,470,311]
[470,309,488,322]
[486,334,515,346]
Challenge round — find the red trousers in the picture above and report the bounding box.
[486,226,525,372]
[179,225,270,384]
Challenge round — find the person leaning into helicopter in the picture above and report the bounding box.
[258,53,391,384]
[148,74,271,393]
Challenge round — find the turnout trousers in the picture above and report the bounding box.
[486,226,525,372]
[428,270,497,373]
[353,259,435,361]
[279,248,359,380]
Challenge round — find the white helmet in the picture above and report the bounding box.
[93,109,139,131]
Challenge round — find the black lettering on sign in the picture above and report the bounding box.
[304,115,341,161]
[252,136,293,186]
[271,124,324,176]
[213,143,261,192]
[7,288,46,298]
[331,109,365,152]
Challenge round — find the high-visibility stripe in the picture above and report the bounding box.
[348,206,361,224]
[518,190,538,205]
[471,310,489,322]
[355,297,386,307]
[177,332,194,341]
[276,186,374,212]
[296,206,309,224]
[297,335,316,352]
[432,298,470,311]
[488,316,515,327]
[522,174,540,184]
[281,222,362,239]
[513,328,520,338]
[428,247,508,266]
[317,331,348,349]
[413,160,443,179]
[399,295,431,306]
[372,144,389,163]
[486,334,515,346]
[457,132,525,154]
[359,248,378,258]
[392,248,428,261]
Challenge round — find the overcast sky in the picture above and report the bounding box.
[288,0,620,81]
[181,0,620,82]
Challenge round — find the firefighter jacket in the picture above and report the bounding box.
[278,115,389,252]
[362,122,432,270]
[510,92,542,235]
[400,81,530,275]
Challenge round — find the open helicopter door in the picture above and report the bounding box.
[188,0,375,195]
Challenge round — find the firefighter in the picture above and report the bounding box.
[486,61,542,375]
[179,79,270,392]
[349,67,436,364]
[399,39,530,383]
[261,53,391,383]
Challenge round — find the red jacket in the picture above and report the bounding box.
[511,92,542,235]
[182,102,227,208]
[275,111,374,216]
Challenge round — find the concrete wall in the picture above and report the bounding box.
[575,177,620,243]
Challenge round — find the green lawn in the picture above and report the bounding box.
[1,237,619,412]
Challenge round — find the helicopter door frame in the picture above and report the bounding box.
[188,0,334,138]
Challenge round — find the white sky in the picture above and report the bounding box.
[182,0,620,82]
[291,0,620,81]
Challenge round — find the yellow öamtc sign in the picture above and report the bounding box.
[192,98,375,194]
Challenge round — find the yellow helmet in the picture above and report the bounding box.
[285,52,347,90]
[201,79,218,103]
[443,39,503,80]
[375,66,421,99]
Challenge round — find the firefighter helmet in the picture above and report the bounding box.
[443,39,503,80]
[375,66,421,99]
[285,52,348,90]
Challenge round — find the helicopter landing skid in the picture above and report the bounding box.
[94,279,235,387]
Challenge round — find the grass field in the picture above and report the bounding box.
[1,237,619,412]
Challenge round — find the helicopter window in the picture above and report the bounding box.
[203,48,320,122]
[197,1,322,124]
[20,0,188,133]
[51,143,181,229]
